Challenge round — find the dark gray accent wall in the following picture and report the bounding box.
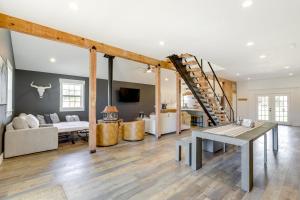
[0,29,16,155]
[15,69,155,122]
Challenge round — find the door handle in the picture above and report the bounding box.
[269,108,272,112]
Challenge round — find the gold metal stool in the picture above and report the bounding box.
[122,120,145,141]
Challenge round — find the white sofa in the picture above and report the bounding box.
[144,112,191,135]
[4,123,58,158]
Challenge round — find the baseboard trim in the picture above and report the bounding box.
[0,153,3,166]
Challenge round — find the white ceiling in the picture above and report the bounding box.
[1,0,300,81]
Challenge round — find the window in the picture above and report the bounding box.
[6,60,13,117]
[60,79,85,112]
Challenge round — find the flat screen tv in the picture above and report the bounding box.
[119,88,140,102]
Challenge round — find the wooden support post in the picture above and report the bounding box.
[176,72,181,134]
[89,47,97,153]
[155,67,161,138]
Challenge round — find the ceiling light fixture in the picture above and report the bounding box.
[49,57,56,63]
[236,73,240,76]
[242,0,253,8]
[259,54,266,59]
[159,41,165,46]
[164,78,169,81]
[69,2,79,11]
[146,65,152,73]
[246,41,254,46]
[284,66,290,69]
[289,73,294,76]
[247,77,251,80]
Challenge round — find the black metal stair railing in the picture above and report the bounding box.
[168,54,235,125]
[168,54,219,125]
[193,57,235,122]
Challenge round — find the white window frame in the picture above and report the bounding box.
[6,59,13,117]
[59,78,85,112]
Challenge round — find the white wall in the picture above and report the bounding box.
[237,76,300,126]
[160,69,177,108]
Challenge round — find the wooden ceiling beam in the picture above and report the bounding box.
[0,13,174,70]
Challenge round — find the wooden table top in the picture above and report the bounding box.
[192,122,278,145]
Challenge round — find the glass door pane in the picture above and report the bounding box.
[258,96,269,121]
[275,95,288,122]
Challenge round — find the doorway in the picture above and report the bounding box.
[256,94,289,124]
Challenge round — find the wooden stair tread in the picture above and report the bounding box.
[182,60,198,66]
[186,68,201,72]
[179,53,194,58]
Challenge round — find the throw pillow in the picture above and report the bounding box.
[6,123,14,131]
[44,114,53,124]
[25,114,40,128]
[73,115,80,121]
[50,113,60,123]
[65,115,73,122]
[18,113,27,119]
[36,114,46,125]
[242,119,255,128]
[12,117,29,129]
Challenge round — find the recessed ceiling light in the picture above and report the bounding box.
[246,41,254,46]
[259,54,266,59]
[242,0,253,8]
[247,77,251,80]
[236,73,240,76]
[159,41,165,46]
[164,78,169,81]
[284,66,290,69]
[289,73,294,76]
[289,43,297,49]
[49,57,56,63]
[69,2,79,11]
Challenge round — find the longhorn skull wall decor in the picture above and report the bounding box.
[30,82,52,98]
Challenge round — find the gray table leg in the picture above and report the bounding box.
[192,136,202,170]
[264,134,267,164]
[241,141,253,192]
[176,143,181,161]
[272,125,278,151]
[185,143,192,166]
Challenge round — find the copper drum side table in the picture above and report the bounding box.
[96,122,119,146]
[122,120,145,141]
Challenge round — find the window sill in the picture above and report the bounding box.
[60,108,85,112]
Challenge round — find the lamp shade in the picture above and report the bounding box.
[102,106,118,113]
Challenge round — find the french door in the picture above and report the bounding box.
[257,94,289,124]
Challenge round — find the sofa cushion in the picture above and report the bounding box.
[25,114,40,128]
[12,117,29,130]
[50,113,60,123]
[36,114,46,125]
[44,114,53,124]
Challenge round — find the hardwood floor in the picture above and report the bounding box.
[0,125,299,200]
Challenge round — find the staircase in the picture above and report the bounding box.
[168,54,234,126]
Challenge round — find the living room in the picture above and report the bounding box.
[1,1,300,199]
